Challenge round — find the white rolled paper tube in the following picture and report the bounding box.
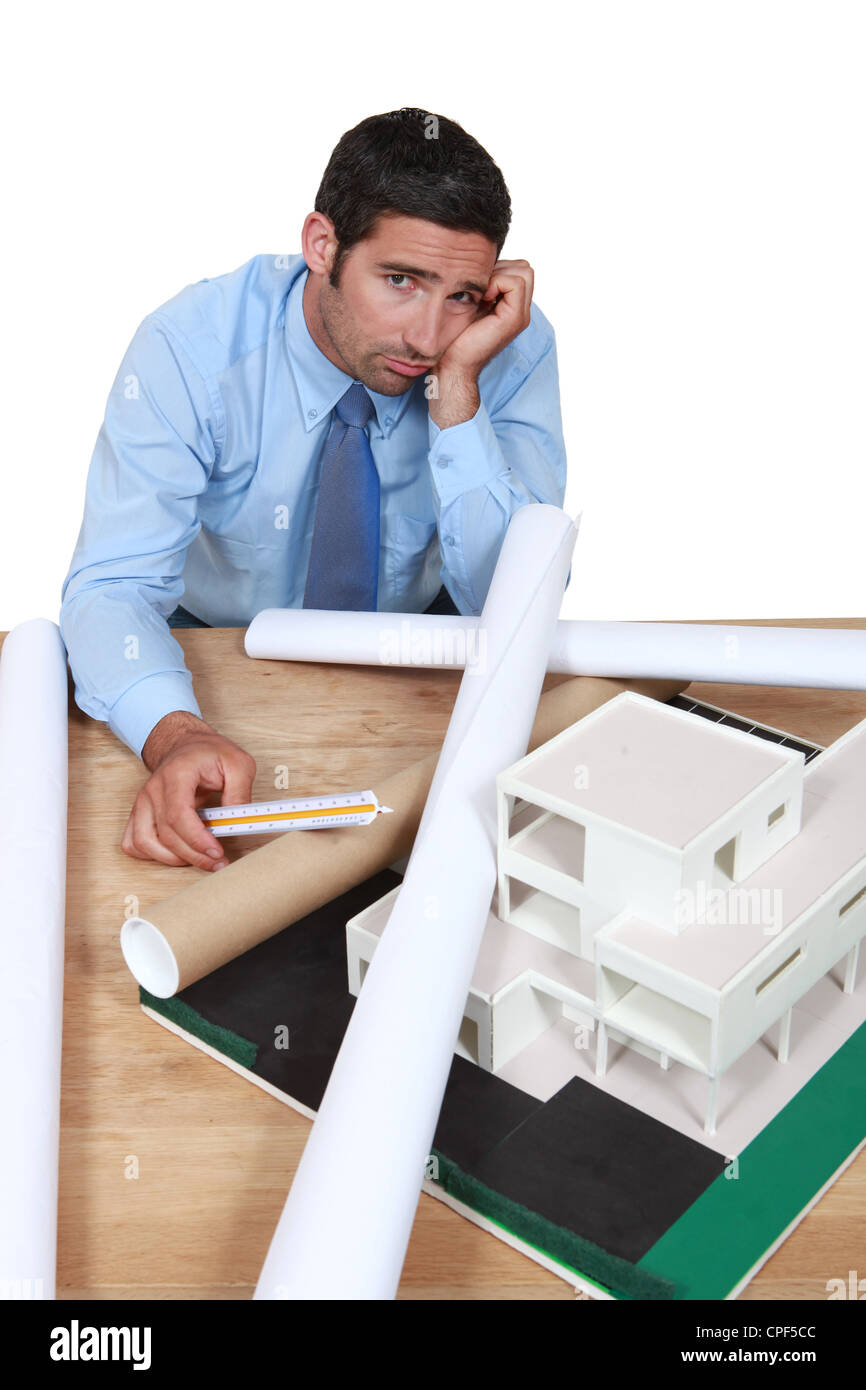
[0,620,68,1301]
[245,610,866,690]
[254,503,578,1300]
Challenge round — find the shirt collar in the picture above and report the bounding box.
[285,266,416,438]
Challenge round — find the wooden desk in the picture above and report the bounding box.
[18,616,863,1299]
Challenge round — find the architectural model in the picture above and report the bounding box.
[347,692,866,1136]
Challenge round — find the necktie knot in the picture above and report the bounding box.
[335,381,375,429]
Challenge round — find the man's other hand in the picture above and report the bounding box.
[428,259,534,429]
[122,711,257,871]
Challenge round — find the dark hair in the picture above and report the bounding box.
[314,108,511,284]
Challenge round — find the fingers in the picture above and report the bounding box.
[483,260,534,331]
[121,791,203,869]
[437,256,535,382]
[121,737,259,872]
[149,767,228,871]
[486,264,533,303]
[486,259,533,295]
[120,736,261,871]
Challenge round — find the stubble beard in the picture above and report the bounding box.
[319,277,417,398]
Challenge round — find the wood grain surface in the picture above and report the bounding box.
[3,616,862,1301]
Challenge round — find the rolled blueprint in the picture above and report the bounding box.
[0,620,69,1301]
[254,503,578,1298]
[245,609,866,690]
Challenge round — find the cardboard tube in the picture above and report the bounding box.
[121,671,685,998]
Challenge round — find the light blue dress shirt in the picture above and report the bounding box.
[60,253,567,758]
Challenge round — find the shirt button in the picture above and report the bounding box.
[444,534,456,546]
[384,416,393,427]
[436,456,451,469]
[308,408,318,419]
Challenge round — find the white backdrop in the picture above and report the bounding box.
[1,0,863,627]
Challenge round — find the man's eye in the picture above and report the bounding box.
[387,274,412,289]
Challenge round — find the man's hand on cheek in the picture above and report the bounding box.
[428,259,534,430]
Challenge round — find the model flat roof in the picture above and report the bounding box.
[508,694,801,849]
[604,719,866,989]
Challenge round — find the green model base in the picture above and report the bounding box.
[140,985,865,1300]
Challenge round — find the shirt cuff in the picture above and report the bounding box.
[107,671,203,760]
[427,401,505,505]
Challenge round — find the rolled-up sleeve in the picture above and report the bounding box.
[59,313,222,758]
[427,333,567,614]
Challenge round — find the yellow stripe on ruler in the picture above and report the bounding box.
[211,803,376,827]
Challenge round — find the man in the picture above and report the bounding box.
[60,108,567,874]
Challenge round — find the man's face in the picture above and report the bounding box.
[316,213,499,396]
